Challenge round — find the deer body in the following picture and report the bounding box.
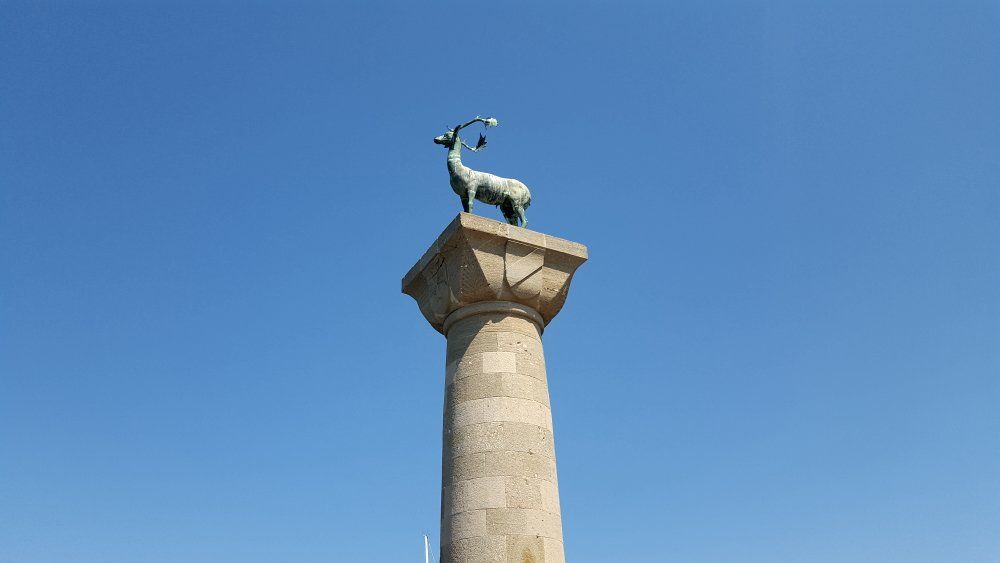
[435,117,532,228]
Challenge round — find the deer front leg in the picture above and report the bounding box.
[460,195,470,213]
[466,189,476,213]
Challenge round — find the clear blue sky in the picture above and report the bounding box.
[2,2,998,562]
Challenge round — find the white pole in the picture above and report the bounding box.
[424,534,430,563]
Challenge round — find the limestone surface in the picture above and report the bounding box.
[403,214,587,563]
[402,213,588,334]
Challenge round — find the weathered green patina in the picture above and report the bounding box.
[433,116,532,227]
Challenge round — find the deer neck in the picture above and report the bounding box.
[447,137,466,175]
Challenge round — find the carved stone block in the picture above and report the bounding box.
[402,213,588,334]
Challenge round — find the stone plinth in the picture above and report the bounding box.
[403,213,587,563]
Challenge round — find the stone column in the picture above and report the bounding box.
[402,213,588,563]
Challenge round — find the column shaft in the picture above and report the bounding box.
[440,302,565,563]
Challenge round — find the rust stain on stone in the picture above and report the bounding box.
[522,548,536,563]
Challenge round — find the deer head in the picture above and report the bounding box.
[433,116,499,151]
[433,128,457,147]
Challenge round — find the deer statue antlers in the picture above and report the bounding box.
[456,116,498,152]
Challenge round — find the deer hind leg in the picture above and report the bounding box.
[515,206,528,228]
[499,201,518,225]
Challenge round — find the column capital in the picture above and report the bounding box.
[402,213,588,334]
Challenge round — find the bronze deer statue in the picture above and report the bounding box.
[433,116,532,228]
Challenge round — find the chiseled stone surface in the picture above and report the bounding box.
[402,213,588,334]
[440,311,561,562]
[403,214,587,562]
